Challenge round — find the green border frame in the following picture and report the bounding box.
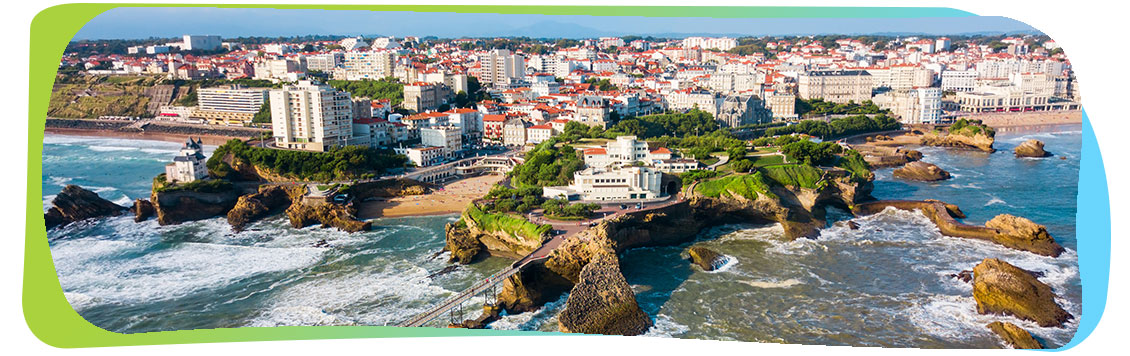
[29,3,1079,348]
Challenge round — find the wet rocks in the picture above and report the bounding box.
[1014,139,1051,158]
[285,200,370,233]
[557,253,652,336]
[921,130,996,152]
[987,321,1043,349]
[686,246,724,271]
[985,214,1065,257]
[44,185,126,229]
[893,161,951,182]
[950,270,974,283]
[226,185,300,231]
[130,198,155,222]
[150,187,241,225]
[972,258,1072,327]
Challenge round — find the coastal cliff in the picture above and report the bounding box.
[987,321,1043,349]
[227,185,304,231]
[44,185,126,229]
[557,253,652,335]
[150,188,240,225]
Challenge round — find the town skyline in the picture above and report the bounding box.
[74,8,1040,40]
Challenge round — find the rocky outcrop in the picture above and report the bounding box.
[857,146,923,168]
[285,199,370,232]
[686,246,724,271]
[893,161,951,181]
[987,321,1043,349]
[985,214,1065,257]
[972,258,1072,327]
[854,200,1063,257]
[497,261,574,313]
[444,222,486,264]
[350,178,433,199]
[43,185,126,229]
[1014,139,1051,158]
[226,185,302,230]
[444,208,550,263]
[921,130,996,152]
[557,253,652,336]
[130,199,154,222]
[150,188,240,225]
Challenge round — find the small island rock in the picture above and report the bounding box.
[972,258,1072,327]
[686,246,724,271]
[44,185,126,229]
[985,214,1065,257]
[893,161,952,181]
[1014,139,1051,158]
[130,199,155,222]
[558,253,652,335]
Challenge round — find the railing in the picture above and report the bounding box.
[398,256,547,328]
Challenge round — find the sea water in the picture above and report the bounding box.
[43,135,510,332]
[41,128,1082,347]
[613,125,1082,348]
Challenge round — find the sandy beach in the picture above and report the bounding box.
[356,174,504,219]
[970,110,1082,128]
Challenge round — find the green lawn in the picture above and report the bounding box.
[695,173,775,200]
[748,154,786,167]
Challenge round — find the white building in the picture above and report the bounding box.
[402,146,445,167]
[420,126,463,157]
[335,51,396,80]
[269,80,354,151]
[798,70,873,104]
[941,70,978,93]
[305,52,344,72]
[481,49,525,88]
[542,166,664,202]
[182,35,222,51]
[874,88,942,124]
[195,85,268,125]
[682,37,738,51]
[340,36,369,51]
[164,138,208,183]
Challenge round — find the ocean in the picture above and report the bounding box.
[41,127,1082,348]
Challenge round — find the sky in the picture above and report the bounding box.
[72,7,1040,40]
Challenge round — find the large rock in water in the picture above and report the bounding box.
[44,185,126,229]
[972,258,1072,327]
[686,246,724,271]
[557,253,652,335]
[893,161,951,181]
[985,214,1065,257]
[285,200,371,233]
[987,321,1043,349]
[130,199,155,222]
[1015,139,1051,158]
[227,185,300,231]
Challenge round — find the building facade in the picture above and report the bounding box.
[797,70,873,104]
[269,80,354,151]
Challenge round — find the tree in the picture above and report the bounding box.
[251,102,271,123]
[729,159,754,173]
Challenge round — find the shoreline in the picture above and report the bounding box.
[356,174,504,219]
[45,127,252,146]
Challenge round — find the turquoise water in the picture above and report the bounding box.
[42,128,1082,347]
[612,125,1082,348]
[43,135,510,332]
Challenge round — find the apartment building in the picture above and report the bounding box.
[269,80,354,151]
[502,117,530,146]
[420,126,463,157]
[182,35,221,51]
[941,70,978,93]
[873,87,942,124]
[193,85,268,125]
[481,49,525,88]
[763,89,798,120]
[305,52,344,72]
[403,82,453,113]
[682,37,738,51]
[334,51,396,80]
[797,70,873,104]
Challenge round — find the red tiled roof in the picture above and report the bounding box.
[583,148,607,155]
[649,147,672,154]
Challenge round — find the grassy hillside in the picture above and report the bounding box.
[695,172,775,200]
